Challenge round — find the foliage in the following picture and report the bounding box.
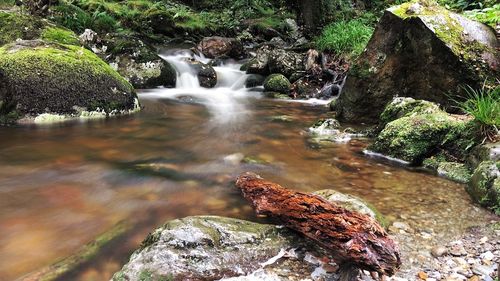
[455,82,499,140]
[315,19,374,58]
[50,2,93,33]
[0,0,14,9]
[463,4,500,28]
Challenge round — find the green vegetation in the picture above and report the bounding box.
[314,19,374,58]
[455,82,499,140]
[0,0,14,9]
[41,27,80,45]
[0,12,45,45]
[463,4,500,28]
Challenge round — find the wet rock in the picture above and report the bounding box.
[308,118,362,143]
[291,78,321,99]
[335,1,499,123]
[264,74,291,95]
[317,83,341,100]
[100,34,176,89]
[244,45,273,75]
[112,216,336,281]
[197,36,245,59]
[245,74,266,88]
[186,59,217,88]
[0,40,139,124]
[467,161,500,213]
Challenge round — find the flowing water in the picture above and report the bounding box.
[0,52,496,281]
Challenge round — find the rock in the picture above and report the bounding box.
[312,189,387,226]
[291,78,321,99]
[263,74,291,95]
[467,161,500,213]
[245,45,305,79]
[268,48,305,79]
[112,216,334,281]
[317,83,341,100]
[284,18,301,40]
[467,143,500,169]
[437,162,472,184]
[335,0,499,123]
[113,189,390,280]
[244,45,273,75]
[379,97,441,127]
[0,40,139,124]
[418,271,428,280]
[369,110,468,165]
[185,59,217,88]
[78,29,98,45]
[103,34,176,89]
[449,241,467,257]
[308,118,362,143]
[197,36,245,59]
[431,246,448,258]
[245,74,265,88]
[223,153,245,166]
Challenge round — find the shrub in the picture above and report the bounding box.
[456,82,499,140]
[50,3,93,33]
[315,19,374,58]
[463,4,500,28]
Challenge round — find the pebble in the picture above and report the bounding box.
[418,271,428,280]
[480,251,494,261]
[431,246,448,257]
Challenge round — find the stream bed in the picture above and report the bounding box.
[0,53,496,281]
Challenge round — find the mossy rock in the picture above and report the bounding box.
[313,189,388,227]
[264,74,291,94]
[0,11,80,47]
[0,40,139,124]
[379,97,441,126]
[336,0,499,123]
[436,161,472,184]
[467,161,500,214]
[369,111,467,165]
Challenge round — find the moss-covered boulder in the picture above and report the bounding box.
[379,97,441,127]
[0,11,79,46]
[467,161,500,214]
[264,74,291,95]
[0,40,139,124]
[369,110,468,165]
[335,0,499,123]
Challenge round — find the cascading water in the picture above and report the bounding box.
[139,50,261,124]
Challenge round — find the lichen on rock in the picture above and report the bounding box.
[467,161,500,214]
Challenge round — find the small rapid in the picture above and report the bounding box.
[139,50,261,124]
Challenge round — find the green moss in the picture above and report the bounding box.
[264,74,291,94]
[437,161,472,183]
[0,12,45,46]
[467,161,500,212]
[0,0,14,9]
[370,112,467,164]
[41,27,80,45]
[380,98,440,126]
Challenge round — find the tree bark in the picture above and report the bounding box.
[235,172,401,277]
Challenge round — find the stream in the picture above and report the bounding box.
[0,51,495,281]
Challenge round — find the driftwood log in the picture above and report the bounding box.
[236,172,401,279]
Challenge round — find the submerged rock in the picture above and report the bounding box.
[0,40,139,124]
[308,118,362,143]
[335,0,499,123]
[467,161,500,213]
[197,36,245,59]
[264,74,291,95]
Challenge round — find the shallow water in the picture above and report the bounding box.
[0,60,496,280]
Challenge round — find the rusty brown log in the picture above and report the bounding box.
[236,172,401,277]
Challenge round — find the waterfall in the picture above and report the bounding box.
[139,50,260,124]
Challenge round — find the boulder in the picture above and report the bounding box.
[379,97,441,127]
[268,48,305,79]
[264,74,291,95]
[308,118,361,143]
[197,36,245,59]
[245,74,266,88]
[113,190,385,280]
[335,0,499,123]
[467,161,500,214]
[94,34,176,89]
[244,45,273,75]
[467,142,500,169]
[0,40,139,124]
[369,109,468,165]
